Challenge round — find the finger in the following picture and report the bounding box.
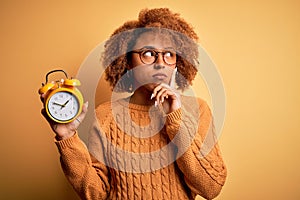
[41,108,46,117]
[75,101,89,124]
[161,89,177,104]
[41,108,53,124]
[41,108,59,133]
[156,88,168,103]
[165,89,178,100]
[82,101,89,113]
[151,84,163,99]
[151,83,172,99]
[40,93,46,102]
[160,91,169,103]
[74,118,81,125]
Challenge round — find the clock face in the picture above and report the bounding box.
[47,91,80,122]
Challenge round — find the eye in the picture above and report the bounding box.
[164,51,176,58]
[143,50,155,58]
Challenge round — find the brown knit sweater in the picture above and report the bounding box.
[55,96,227,200]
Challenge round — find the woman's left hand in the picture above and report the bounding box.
[151,83,181,114]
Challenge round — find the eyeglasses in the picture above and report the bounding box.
[131,48,177,65]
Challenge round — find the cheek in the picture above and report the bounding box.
[133,70,147,82]
[132,67,154,87]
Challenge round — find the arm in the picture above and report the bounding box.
[55,133,110,200]
[165,99,227,200]
[40,93,111,199]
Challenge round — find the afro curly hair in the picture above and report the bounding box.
[102,8,199,92]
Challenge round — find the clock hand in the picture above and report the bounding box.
[62,98,71,108]
[53,102,66,110]
[53,102,64,107]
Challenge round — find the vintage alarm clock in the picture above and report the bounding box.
[38,69,84,123]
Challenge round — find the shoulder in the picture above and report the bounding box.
[95,101,111,117]
[181,95,211,115]
[95,98,128,120]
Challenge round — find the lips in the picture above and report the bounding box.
[152,73,167,79]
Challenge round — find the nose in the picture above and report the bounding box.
[153,53,165,69]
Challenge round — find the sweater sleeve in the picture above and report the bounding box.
[55,133,110,200]
[165,99,227,200]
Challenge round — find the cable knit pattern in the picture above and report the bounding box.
[55,96,227,200]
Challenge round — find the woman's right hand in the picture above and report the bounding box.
[40,93,88,140]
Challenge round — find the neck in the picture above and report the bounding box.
[130,86,154,106]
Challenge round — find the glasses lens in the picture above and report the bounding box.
[138,49,177,65]
[141,50,156,64]
[163,51,176,65]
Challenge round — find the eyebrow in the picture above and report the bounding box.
[139,46,176,50]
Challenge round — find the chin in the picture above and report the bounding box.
[135,79,170,92]
[144,83,157,91]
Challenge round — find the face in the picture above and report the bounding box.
[47,91,80,122]
[130,31,177,91]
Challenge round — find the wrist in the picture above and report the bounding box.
[167,108,182,123]
[55,130,76,141]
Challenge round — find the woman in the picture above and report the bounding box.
[42,8,227,200]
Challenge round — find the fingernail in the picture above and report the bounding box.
[150,93,154,99]
[154,101,158,107]
[161,98,164,103]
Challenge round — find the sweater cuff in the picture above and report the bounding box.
[55,132,81,151]
[166,109,182,140]
[166,108,182,124]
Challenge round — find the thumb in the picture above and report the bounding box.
[76,101,89,124]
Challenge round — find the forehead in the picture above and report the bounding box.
[132,31,175,49]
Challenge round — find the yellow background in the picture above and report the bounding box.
[1,0,299,199]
